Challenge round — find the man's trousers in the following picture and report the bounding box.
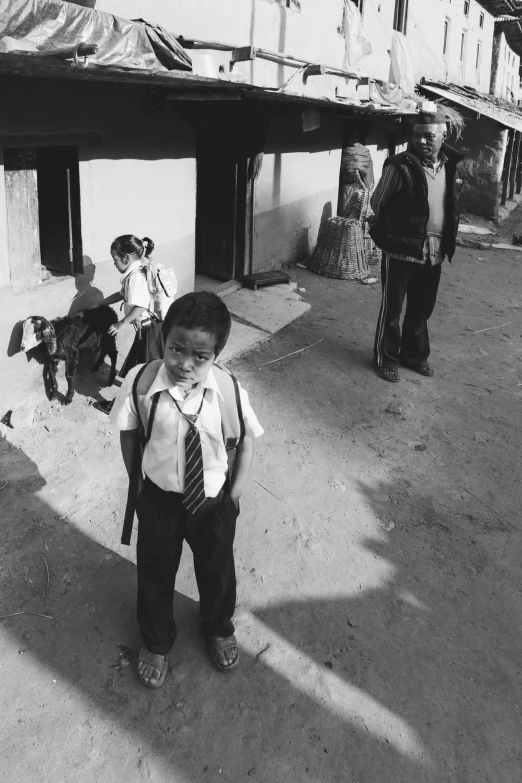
[374,254,442,368]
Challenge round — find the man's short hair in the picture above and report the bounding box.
[161,291,232,356]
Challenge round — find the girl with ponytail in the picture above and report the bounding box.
[97,235,163,413]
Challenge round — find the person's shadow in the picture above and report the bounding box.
[68,258,104,315]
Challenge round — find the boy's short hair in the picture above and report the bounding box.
[162,291,232,356]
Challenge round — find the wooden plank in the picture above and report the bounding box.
[0,54,409,118]
[304,64,326,77]
[3,149,41,293]
[509,130,521,199]
[165,91,242,101]
[12,44,98,60]
[181,38,359,78]
[501,129,514,207]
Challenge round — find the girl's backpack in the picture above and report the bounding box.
[144,260,177,320]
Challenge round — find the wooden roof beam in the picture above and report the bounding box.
[181,37,359,79]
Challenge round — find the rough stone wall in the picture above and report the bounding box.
[453,113,506,220]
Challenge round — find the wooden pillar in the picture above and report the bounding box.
[513,129,522,195]
[509,131,521,199]
[3,148,41,293]
[501,129,515,206]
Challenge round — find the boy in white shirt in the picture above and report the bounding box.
[110,292,263,688]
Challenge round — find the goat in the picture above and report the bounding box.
[20,306,118,405]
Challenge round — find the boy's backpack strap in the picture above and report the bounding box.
[213,363,246,484]
[121,360,162,546]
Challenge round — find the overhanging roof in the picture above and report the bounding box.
[421,82,522,133]
[476,1,522,12]
[0,52,417,119]
[474,2,522,57]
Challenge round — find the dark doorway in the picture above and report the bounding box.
[36,146,83,275]
[195,103,265,281]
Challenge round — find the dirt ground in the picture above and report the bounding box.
[1,213,521,783]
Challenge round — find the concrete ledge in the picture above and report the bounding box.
[225,284,310,335]
[498,194,522,223]
[219,320,270,363]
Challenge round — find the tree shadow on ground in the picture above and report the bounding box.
[0,440,463,783]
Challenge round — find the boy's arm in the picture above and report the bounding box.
[120,429,140,478]
[229,436,254,507]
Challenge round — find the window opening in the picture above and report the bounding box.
[479,12,484,29]
[464,0,469,17]
[393,0,409,34]
[460,30,467,69]
[36,147,83,276]
[443,19,450,56]
[476,41,482,72]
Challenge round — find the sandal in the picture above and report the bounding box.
[376,367,400,383]
[94,399,115,415]
[414,362,434,377]
[137,646,168,689]
[400,360,434,377]
[208,635,240,673]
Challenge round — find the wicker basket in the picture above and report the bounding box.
[343,176,381,267]
[309,216,370,280]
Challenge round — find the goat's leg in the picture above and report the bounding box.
[45,359,60,400]
[92,336,117,386]
[92,342,105,374]
[63,350,78,405]
[105,337,118,387]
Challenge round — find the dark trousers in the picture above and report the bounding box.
[374,254,442,368]
[136,477,238,656]
[119,322,165,379]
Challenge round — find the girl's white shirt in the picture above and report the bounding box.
[120,260,150,323]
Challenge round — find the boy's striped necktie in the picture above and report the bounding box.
[174,392,207,515]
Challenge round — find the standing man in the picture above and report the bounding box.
[370,108,464,382]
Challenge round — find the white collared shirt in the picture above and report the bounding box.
[120,261,150,322]
[110,362,264,497]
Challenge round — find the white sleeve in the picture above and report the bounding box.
[126,270,150,309]
[238,384,264,438]
[109,365,143,431]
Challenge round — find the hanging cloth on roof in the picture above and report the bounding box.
[342,0,372,72]
[0,0,192,72]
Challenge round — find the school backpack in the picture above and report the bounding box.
[144,260,177,320]
[121,359,245,545]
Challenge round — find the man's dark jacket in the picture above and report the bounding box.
[369,143,465,261]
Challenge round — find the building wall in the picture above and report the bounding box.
[355,0,494,93]
[95,0,348,98]
[0,76,196,409]
[490,31,521,103]
[253,110,343,271]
